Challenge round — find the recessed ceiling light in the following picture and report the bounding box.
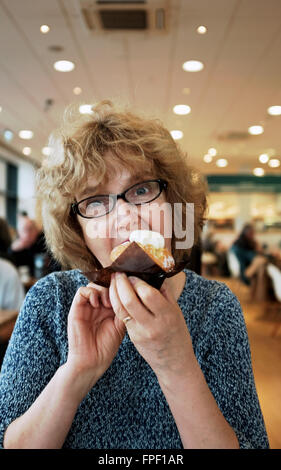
[54,60,75,72]
[3,129,14,141]
[207,147,217,156]
[173,104,191,115]
[42,146,52,156]
[197,25,207,34]
[79,104,93,115]
[203,154,212,163]
[73,86,82,95]
[259,153,269,164]
[170,130,183,140]
[268,158,280,168]
[248,125,264,135]
[253,167,264,177]
[267,105,281,116]
[182,60,204,72]
[216,158,228,167]
[22,147,32,156]
[19,130,33,139]
[40,24,50,34]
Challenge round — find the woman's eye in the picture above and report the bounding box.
[135,186,149,196]
[86,200,103,207]
[83,198,108,216]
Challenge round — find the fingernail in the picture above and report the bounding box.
[128,276,139,285]
[116,272,126,280]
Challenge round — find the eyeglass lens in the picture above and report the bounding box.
[78,180,161,218]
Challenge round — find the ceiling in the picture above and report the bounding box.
[0,0,281,176]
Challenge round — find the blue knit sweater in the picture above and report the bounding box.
[0,269,269,449]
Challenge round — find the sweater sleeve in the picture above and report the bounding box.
[201,282,269,449]
[0,275,61,448]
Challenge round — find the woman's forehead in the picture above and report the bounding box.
[87,167,154,189]
[93,152,154,182]
[77,162,156,199]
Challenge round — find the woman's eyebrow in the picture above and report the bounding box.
[78,174,153,199]
[78,186,100,199]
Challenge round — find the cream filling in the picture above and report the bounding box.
[129,230,165,249]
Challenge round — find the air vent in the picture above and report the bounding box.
[99,9,147,29]
[78,0,169,33]
[217,131,250,141]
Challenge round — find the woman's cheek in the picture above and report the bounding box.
[82,219,112,265]
[84,218,111,241]
[141,201,173,244]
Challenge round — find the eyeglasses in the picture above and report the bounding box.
[72,179,168,219]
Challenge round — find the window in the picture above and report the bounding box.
[0,157,18,228]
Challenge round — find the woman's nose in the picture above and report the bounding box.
[115,196,136,215]
[113,198,144,236]
[115,197,137,222]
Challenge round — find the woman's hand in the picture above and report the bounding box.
[66,283,126,393]
[109,272,196,384]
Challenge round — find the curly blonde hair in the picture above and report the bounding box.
[36,100,207,272]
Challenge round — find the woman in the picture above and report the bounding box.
[231,224,267,285]
[0,101,269,449]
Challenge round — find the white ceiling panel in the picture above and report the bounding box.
[0,0,280,177]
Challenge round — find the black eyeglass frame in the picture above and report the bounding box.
[71,178,168,219]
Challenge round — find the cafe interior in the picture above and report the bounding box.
[0,0,281,449]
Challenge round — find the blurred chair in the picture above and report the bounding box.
[266,264,281,337]
[201,252,218,277]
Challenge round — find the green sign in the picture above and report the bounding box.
[207,174,281,193]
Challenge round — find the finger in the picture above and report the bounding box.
[109,274,145,328]
[87,282,108,292]
[114,273,154,323]
[73,287,94,307]
[73,286,98,307]
[127,276,168,316]
[109,274,130,323]
[68,287,99,323]
[87,283,111,308]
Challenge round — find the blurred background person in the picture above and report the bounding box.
[201,227,230,277]
[230,224,267,285]
[9,213,61,278]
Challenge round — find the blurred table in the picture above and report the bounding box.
[0,309,18,342]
